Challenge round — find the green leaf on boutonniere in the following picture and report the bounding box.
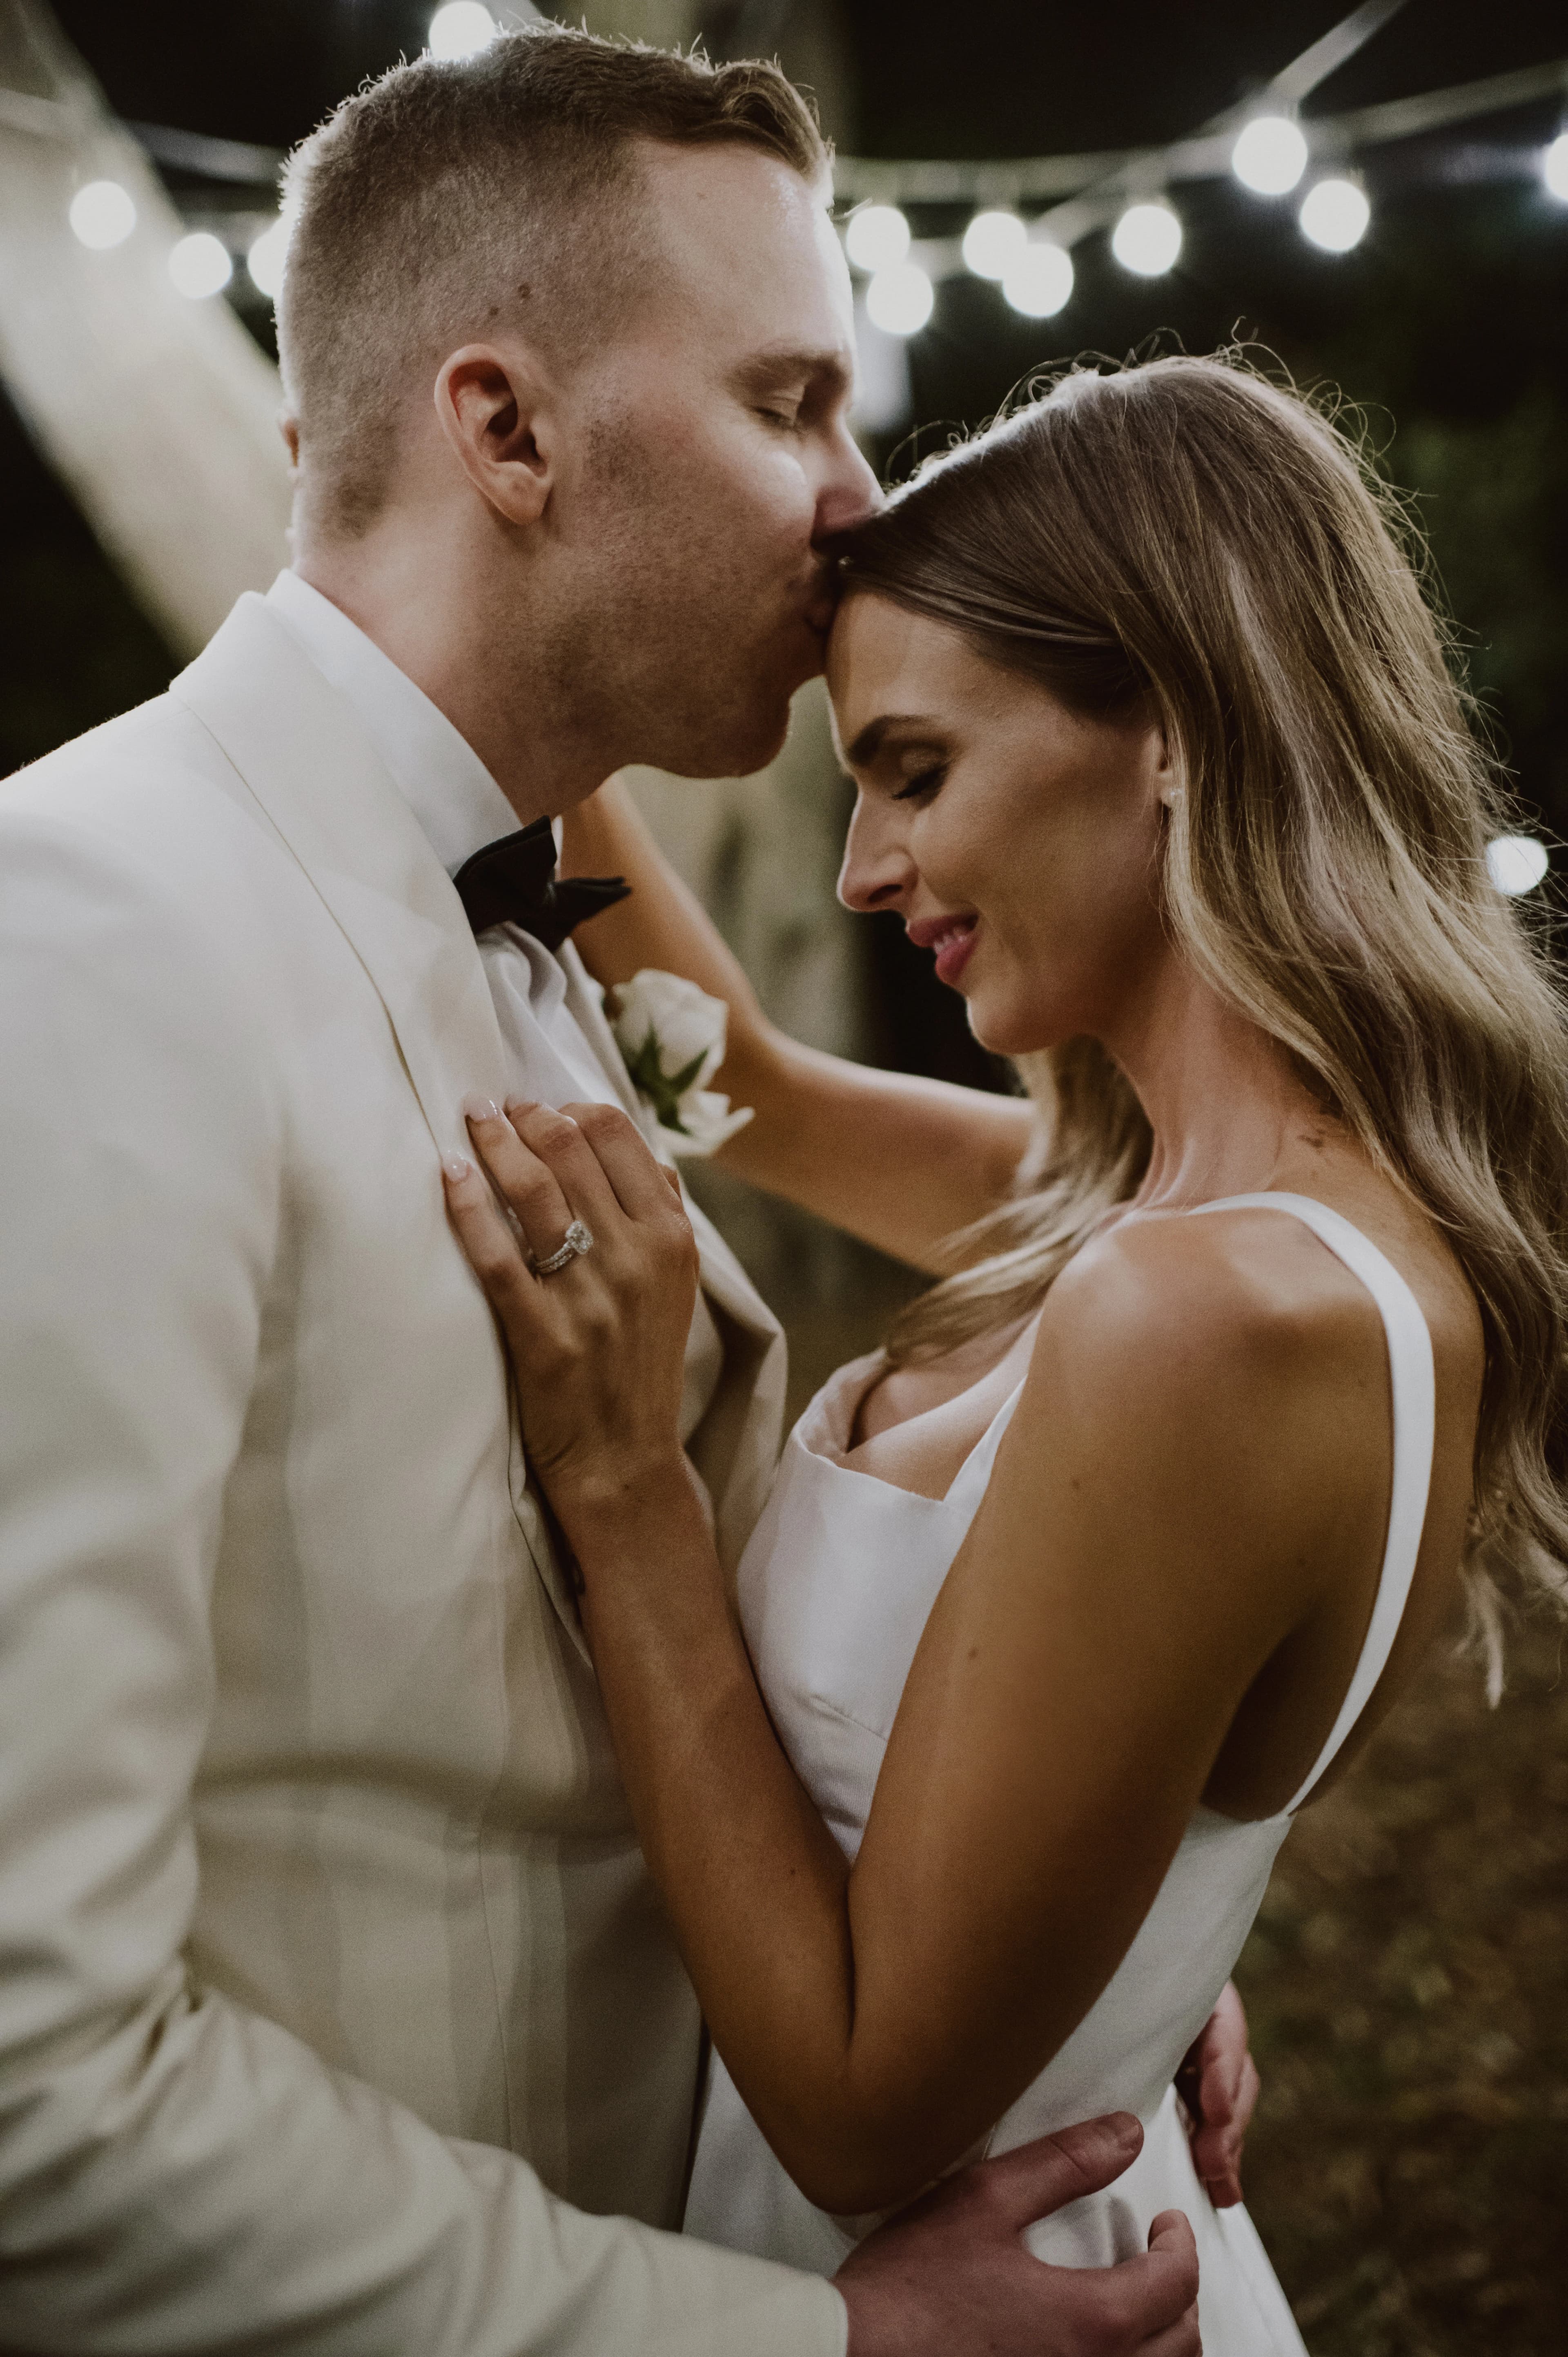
[622,1029,708,1136]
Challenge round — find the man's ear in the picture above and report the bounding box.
[434,344,555,526]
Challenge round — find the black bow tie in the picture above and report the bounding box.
[450,817,630,951]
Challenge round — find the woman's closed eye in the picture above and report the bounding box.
[893,764,948,804]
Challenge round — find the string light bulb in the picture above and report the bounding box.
[1299,177,1370,252]
[1111,201,1181,276]
[1486,835,1549,896]
[69,180,136,250]
[1544,132,1568,202]
[428,3,497,58]
[845,204,911,274]
[1002,242,1073,318]
[962,209,1027,280]
[168,231,233,299]
[1231,115,1309,196]
[865,261,933,337]
[247,216,291,299]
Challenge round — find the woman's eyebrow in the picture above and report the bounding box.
[846,714,940,767]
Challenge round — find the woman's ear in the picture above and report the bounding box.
[434,343,555,526]
[1152,719,1182,811]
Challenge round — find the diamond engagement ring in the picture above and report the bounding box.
[530,1218,595,1278]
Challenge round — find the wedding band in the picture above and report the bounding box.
[530,1218,594,1278]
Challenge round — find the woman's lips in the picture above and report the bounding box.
[908,913,978,986]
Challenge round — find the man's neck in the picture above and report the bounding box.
[293,541,612,827]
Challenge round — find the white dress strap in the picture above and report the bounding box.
[1187,1192,1436,1813]
[943,1378,1029,1516]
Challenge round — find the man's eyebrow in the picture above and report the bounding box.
[733,346,852,397]
[846,713,939,768]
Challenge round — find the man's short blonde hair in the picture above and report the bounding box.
[278,22,828,537]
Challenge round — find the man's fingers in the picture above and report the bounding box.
[1140,2312,1203,2357]
[1193,2113,1248,2208]
[1180,1982,1257,2206]
[1196,1982,1252,2124]
[1148,2208,1198,2268]
[1038,2211,1198,2352]
[1189,2045,1257,2206]
[1094,2208,1201,2342]
[971,2114,1143,2233]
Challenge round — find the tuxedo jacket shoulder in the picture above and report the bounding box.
[0,599,837,2357]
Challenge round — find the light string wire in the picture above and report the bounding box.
[3,0,1566,304]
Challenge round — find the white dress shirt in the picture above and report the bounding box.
[265,568,724,1442]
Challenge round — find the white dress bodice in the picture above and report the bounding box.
[685,1196,1437,2355]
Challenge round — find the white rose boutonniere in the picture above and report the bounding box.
[609,968,755,1158]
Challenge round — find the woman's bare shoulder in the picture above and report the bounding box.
[936,1202,1402,1779]
[1001,1201,1392,1590]
[1039,1198,1385,1397]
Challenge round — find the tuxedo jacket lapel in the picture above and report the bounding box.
[173,598,594,1654]
[173,596,510,1158]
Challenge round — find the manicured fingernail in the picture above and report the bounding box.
[503,1097,538,1118]
[443,1154,471,1182]
[462,1094,500,1123]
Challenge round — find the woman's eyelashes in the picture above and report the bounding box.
[893,763,948,805]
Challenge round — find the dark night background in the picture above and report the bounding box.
[3,8,1566,2352]
[6,0,1568,832]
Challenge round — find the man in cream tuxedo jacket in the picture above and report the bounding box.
[0,27,1215,2357]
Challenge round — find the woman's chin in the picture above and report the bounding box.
[966,995,1071,1062]
[969,1022,1040,1062]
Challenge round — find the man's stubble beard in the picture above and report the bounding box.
[561,413,808,780]
[534,571,796,783]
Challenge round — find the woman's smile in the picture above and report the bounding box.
[908,910,979,986]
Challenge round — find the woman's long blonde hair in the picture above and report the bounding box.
[838,352,1568,1661]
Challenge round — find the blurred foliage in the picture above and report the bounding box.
[1237,1616,1568,2355]
[1395,388,1568,802]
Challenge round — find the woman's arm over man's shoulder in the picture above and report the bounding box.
[563,776,1035,1269]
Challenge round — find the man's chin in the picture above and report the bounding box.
[666,697,795,782]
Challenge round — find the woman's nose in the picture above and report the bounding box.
[837,795,915,913]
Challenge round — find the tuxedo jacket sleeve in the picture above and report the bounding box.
[0,610,845,2355]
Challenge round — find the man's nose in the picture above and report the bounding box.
[837,794,913,913]
[815,424,883,542]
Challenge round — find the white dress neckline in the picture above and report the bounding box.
[805,1189,1436,1813]
[804,1321,1039,1511]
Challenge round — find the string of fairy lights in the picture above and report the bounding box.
[44,2,1568,887]
[60,4,1568,320]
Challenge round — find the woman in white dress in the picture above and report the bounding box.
[443,354,1568,2351]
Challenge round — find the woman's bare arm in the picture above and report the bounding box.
[447,1105,1367,2217]
[563,777,1033,1272]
